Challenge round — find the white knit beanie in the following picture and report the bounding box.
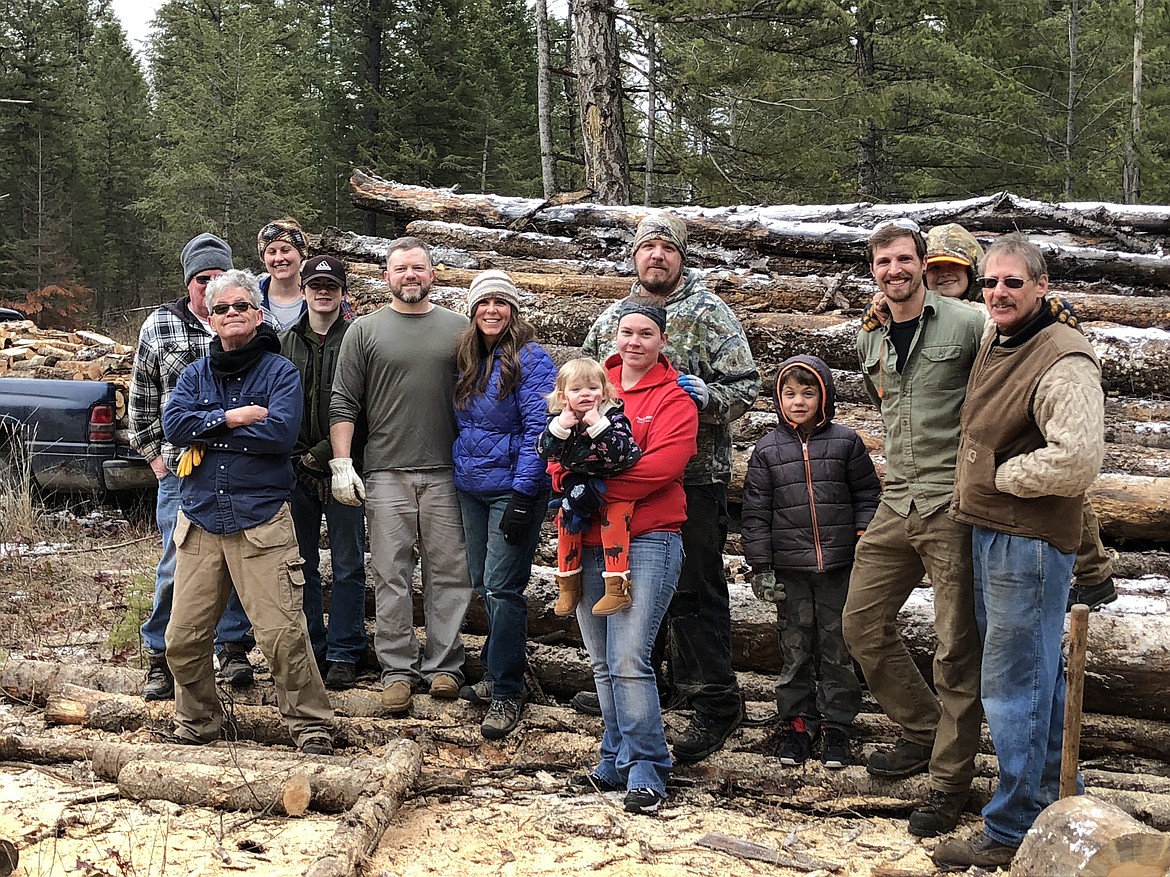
[467,269,522,315]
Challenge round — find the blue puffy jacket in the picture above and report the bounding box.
[453,341,557,497]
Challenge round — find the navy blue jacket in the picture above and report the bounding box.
[452,341,556,497]
[741,355,880,573]
[163,348,302,534]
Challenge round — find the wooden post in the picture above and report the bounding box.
[1061,604,1091,798]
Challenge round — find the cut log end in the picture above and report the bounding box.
[1010,794,1170,876]
[282,773,312,817]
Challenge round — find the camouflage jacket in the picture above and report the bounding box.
[582,269,760,485]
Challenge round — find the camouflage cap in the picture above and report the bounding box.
[632,213,688,259]
[925,223,983,268]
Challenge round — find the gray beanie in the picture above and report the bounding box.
[467,269,522,315]
[181,233,233,286]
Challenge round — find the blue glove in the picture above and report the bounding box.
[677,374,710,410]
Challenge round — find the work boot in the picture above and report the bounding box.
[299,735,334,756]
[909,788,970,838]
[325,661,358,690]
[931,832,1017,871]
[592,571,632,616]
[778,717,812,766]
[429,673,460,699]
[820,725,851,769]
[571,690,602,716]
[1067,576,1118,612]
[866,737,933,778]
[480,695,525,741]
[459,679,493,706]
[672,700,744,763]
[554,569,582,617]
[218,647,254,687]
[143,653,174,701]
[381,680,412,713]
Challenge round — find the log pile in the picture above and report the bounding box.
[325,174,1170,551]
[0,319,134,425]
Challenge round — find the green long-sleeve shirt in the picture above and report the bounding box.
[856,291,984,518]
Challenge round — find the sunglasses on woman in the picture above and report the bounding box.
[210,301,258,315]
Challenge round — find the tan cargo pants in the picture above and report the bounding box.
[166,504,334,747]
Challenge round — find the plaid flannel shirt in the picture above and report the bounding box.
[128,297,214,473]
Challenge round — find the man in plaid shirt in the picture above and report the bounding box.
[129,233,255,700]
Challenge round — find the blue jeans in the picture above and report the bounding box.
[972,526,1078,847]
[458,489,548,701]
[576,531,683,796]
[290,479,369,666]
[140,471,253,656]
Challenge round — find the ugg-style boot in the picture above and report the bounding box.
[554,569,582,617]
[593,572,632,616]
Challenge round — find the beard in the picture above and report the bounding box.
[391,282,430,304]
[638,267,683,297]
[881,276,923,304]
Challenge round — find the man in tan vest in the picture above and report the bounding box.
[934,234,1104,870]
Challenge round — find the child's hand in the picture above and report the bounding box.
[581,407,601,427]
[751,571,785,604]
[556,409,579,430]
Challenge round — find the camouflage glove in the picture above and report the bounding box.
[751,570,785,604]
[1049,296,1082,332]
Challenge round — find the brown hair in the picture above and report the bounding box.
[867,221,927,264]
[546,358,619,414]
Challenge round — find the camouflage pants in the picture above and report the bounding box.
[774,567,861,732]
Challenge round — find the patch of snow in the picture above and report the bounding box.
[0,542,71,558]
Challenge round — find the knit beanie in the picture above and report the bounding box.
[467,270,522,315]
[256,218,308,260]
[181,233,233,286]
[632,213,688,259]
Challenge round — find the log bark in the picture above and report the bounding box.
[117,758,375,813]
[303,739,422,877]
[1010,794,1170,875]
[0,657,143,704]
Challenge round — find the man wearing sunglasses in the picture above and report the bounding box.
[129,233,255,703]
[934,235,1104,870]
[844,219,986,840]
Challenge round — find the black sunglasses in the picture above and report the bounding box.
[977,276,1029,290]
[193,274,215,285]
[211,301,258,315]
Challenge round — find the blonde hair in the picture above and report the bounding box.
[547,358,618,413]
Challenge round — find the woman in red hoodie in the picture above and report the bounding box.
[556,302,698,814]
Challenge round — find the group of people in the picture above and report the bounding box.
[128,208,1107,861]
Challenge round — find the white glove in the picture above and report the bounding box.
[329,458,365,506]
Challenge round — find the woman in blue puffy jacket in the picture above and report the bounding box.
[452,270,557,740]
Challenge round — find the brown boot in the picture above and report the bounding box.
[593,572,632,616]
[554,570,582,617]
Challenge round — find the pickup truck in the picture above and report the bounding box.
[0,377,156,497]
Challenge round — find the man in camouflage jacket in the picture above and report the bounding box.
[582,213,760,762]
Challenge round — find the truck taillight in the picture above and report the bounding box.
[89,403,115,442]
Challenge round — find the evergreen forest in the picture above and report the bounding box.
[1,0,1167,326]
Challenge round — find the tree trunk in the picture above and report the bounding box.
[535,0,558,198]
[117,758,375,814]
[1010,794,1170,875]
[643,24,656,206]
[572,0,631,204]
[1123,0,1144,204]
[1064,0,1080,199]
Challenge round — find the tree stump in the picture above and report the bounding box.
[1010,794,1170,876]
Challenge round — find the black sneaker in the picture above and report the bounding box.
[820,725,850,769]
[481,697,524,741]
[459,679,493,706]
[218,649,254,687]
[571,690,602,716]
[910,788,970,838]
[623,787,665,814]
[300,735,334,756]
[672,701,744,763]
[325,661,358,690]
[778,718,812,766]
[144,657,174,701]
[866,737,933,778]
[570,772,622,793]
[1067,576,1118,612]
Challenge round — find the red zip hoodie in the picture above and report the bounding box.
[550,353,698,543]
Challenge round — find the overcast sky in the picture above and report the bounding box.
[111,0,161,56]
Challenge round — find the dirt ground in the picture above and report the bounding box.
[0,508,953,877]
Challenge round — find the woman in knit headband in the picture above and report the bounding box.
[257,217,309,331]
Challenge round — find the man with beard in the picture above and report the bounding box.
[580,213,760,763]
[842,220,986,839]
[328,237,472,715]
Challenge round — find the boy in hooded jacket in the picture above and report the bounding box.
[741,355,881,768]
